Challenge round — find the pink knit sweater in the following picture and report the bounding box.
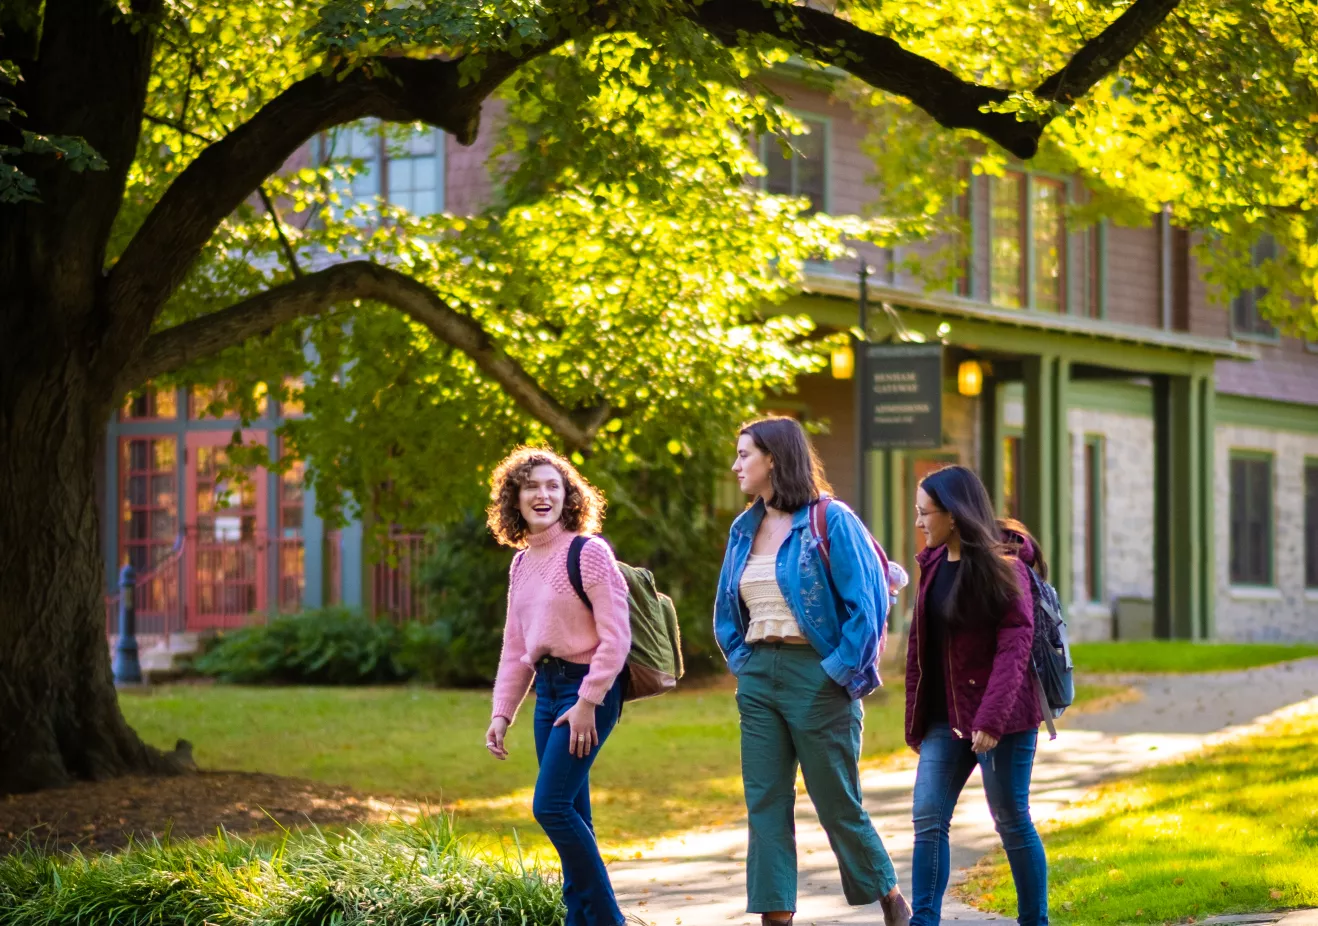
[491,522,631,722]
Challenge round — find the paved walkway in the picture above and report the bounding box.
[609,658,1318,926]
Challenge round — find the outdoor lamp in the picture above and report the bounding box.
[957,359,984,397]
[831,344,855,380]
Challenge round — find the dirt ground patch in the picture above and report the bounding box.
[0,771,427,855]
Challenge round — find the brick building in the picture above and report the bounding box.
[101,71,1318,656]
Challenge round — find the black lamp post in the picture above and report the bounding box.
[855,260,871,528]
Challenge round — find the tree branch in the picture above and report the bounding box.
[1034,0,1183,105]
[126,261,609,450]
[103,39,568,374]
[687,0,1182,160]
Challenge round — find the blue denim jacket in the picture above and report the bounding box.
[713,497,888,700]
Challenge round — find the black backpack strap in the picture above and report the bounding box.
[567,535,593,610]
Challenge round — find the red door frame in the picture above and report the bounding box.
[185,431,268,630]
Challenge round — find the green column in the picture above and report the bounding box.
[980,378,1002,513]
[1198,373,1216,639]
[1154,371,1213,640]
[1022,355,1070,601]
[1052,358,1072,606]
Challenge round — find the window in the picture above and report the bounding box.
[1002,435,1023,519]
[991,173,1026,307]
[761,117,827,214]
[120,438,178,574]
[278,458,306,613]
[1232,235,1279,340]
[121,385,178,421]
[317,119,445,218]
[1032,179,1067,312]
[189,383,268,420]
[1229,454,1273,586]
[1306,461,1318,589]
[1084,221,1105,319]
[991,171,1070,312]
[1083,436,1104,602]
[954,165,974,298]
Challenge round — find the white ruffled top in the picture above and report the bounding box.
[740,552,806,643]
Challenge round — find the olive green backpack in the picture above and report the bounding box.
[566,535,684,702]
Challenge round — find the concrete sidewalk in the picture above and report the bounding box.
[609,657,1318,926]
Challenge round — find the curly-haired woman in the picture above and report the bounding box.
[483,446,632,926]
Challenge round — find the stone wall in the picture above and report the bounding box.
[1214,425,1318,641]
[1065,408,1157,641]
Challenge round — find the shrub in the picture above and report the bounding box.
[0,817,563,926]
[409,511,515,686]
[193,607,406,685]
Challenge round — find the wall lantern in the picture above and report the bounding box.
[831,344,855,380]
[957,359,984,397]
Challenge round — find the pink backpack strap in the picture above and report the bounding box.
[809,496,832,571]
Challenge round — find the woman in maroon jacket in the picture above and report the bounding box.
[906,465,1047,926]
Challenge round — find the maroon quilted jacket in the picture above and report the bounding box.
[904,539,1042,749]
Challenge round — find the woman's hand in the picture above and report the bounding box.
[971,730,999,753]
[554,699,599,757]
[485,717,510,760]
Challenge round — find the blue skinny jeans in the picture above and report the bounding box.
[910,723,1048,925]
[532,657,627,926]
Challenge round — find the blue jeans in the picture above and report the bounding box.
[533,657,627,926]
[911,723,1047,926]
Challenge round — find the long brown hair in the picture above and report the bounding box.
[920,465,1020,628]
[998,516,1048,581]
[486,446,605,548]
[739,416,832,512]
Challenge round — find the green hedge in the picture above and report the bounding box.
[193,607,406,685]
[0,817,562,926]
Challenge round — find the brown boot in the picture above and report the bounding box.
[879,887,912,926]
[761,916,793,926]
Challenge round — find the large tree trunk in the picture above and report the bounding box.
[0,340,187,795]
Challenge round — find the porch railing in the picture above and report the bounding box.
[372,531,434,623]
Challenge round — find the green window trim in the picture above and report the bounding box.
[1305,457,1318,590]
[1083,434,1105,603]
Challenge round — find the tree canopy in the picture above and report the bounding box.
[10,0,1308,793]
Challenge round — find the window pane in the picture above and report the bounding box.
[1306,464,1318,588]
[1084,438,1103,602]
[323,121,381,221]
[794,120,826,213]
[991,173,1025,307]
[1230,456,1272,585]
[760,118,827,213]
[387,128,440,215]
[1032,179,1066,312]
[1232,234,1279,338]
[763,138,793,196]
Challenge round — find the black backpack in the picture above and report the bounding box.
[1026,568,1074,740]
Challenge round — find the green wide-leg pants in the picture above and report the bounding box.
[736,643,899,914]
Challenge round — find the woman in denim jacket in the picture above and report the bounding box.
[713,416,912,926]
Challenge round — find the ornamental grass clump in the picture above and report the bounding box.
[0,816,563,926]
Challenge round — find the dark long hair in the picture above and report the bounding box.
[920,465,1020,628]
[739,416,833,512]
[998,516,1048,581]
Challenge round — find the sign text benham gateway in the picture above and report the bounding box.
[863,343,943,450]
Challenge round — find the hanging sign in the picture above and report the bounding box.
[863,343,944,449]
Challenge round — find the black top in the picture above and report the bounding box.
[921,558,960,726]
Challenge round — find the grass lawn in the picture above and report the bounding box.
[1071,641,1318,675]
[122,677,1118,856]
[959,700,1318,925]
